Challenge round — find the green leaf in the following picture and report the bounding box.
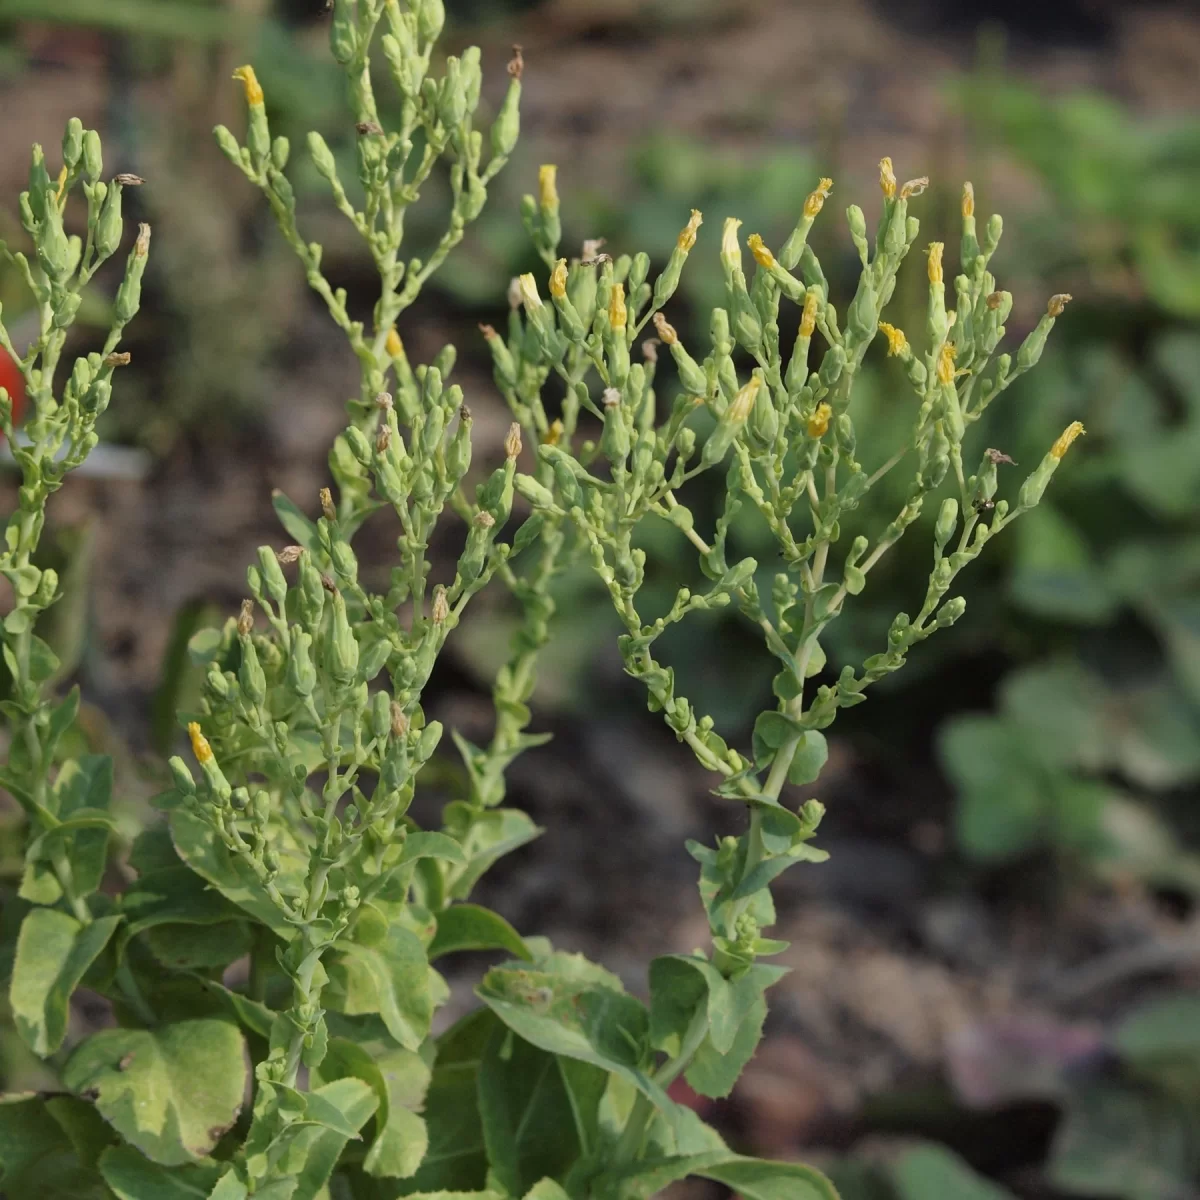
[686,988,768,1100]
[1010,504,1117,624]
[478,1023,606,1195]
[444,803,543,900]
[605,1151,839,1200]
[401,831,467,867]
[271,488,320,550]
[523,1182,572,1200]
[119,865,249,954]
[313,1036,430,1180]
[403,1009,495,1193]
[789,731,828,785]
[288,1077,380,1200]
[169,807,296,939]
[208,1170,249,1199]
[0,1094,110,1198]
[63,1019,249,1165]
[98,1143,222,1199]
[429,904,532,962]
[325,924,433,1051]
[477,953,675,1135]
[890,1144,1017,1200]
[10,909,121,1055]
[1113,993,1200,1071]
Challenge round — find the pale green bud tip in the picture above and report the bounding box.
[168,757,196,795]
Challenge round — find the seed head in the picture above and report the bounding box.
[1047,293,1073,318]
[277,545,303,564]
[232,65,264,107]
[900,176,929,199]
[927,242,944,285]
[747,233,776,269]
[375,390,393,410]
[188,721,213,764]
[237,599,254,637]
[319,487,336,521]
[807,403,832,438]
[1050,421,1085,460]
[507,44,524,79]
[652,312,677,345]
[878,322,908,356]
[602,387,622,409]
[114,173,144,186]
[504,422,522,461]
[879,157,897,199]
[538,164,558,210]
[390,700,409,737]
[104,352,131,368]
[135,223,151,257]
[431,585,449,623]
[962,182,975,219]
[549,257,567,299]
[474,510,496,528]
[803,177,833,218]
[677,209,703,252]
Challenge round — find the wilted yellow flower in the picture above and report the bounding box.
[1047,293,1073,318]
[385,327,403,357]
[800,290,819,338]
[677,209,703,252]
[538,164,558,210]
[962,182,975,220]
[232,65,264,107]
[549,258,567,299]
[879,157,897,199]
[746,234,776,269]
[927,242,944,285]
[544,418,564,446]
[518,273,542,310]
[1050,421,1085,460]
[807,403,832,438]
[504,422,523,460]
[936,341,956,385]
[900,176,929,199]
[878,322,908,357]
[608,282,627,330]
[188,722,213,764]
[803,177,833,218]
[728,375,762,423]
[652,312,678,345]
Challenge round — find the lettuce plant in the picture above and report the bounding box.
[0,2,1081,1197]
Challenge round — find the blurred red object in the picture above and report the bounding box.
[0,346,25,436]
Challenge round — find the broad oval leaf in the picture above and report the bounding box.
[63,1019,249,1165]
[429,904,531,963]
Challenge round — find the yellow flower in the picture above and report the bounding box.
[799,290,819,338]
[728,376,762,423]
[518,273,543,310]
[962,181,975,220]
[1050,421,1085,460]
[803,177,833,218]
[879,157,897,199]
[549,258,567,299]
[746,234,776,269]
[936,341,956,386]
[927,241,944,285]
[677,209,703,252]
[543,418,564,446]
[188,722,213,765]
[652,312,678,345]
[232,65,264,107]
[878,322,908,357]
[807,403,832,438]
[385,327,403,357]
[608,282,627,331]
[538,164,558,210]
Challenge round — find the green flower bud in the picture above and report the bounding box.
[937,596,967,627]
[287,628,317,696]
[934,497,958,551]
[271,136,290,172]
[325,588,359,685]
[239,636,267,706]
[169,756,197,797]
[213,124,242,167]
[445,406,472,481]
[82,130,103,182]
[62,118,84,170]
[600,389,630,467]
[329,0,358,64]
[415,719,443,763]
[93,181,124,261]
[513,473,556,509]
[491,71,522,161]
[115,224,151,324]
